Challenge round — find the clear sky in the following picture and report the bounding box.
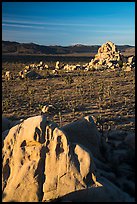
[2,2,135,46]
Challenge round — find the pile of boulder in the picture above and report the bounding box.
[63,64,82,72]
[18,61,50,79]
[27,61,49,71]
[18,61,58,79]
[87,41,135,71]
[2,114,135,202]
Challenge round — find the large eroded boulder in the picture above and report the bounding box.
[2,115,134,202]
[2,115,98,202]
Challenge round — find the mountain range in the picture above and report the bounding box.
[2,41,135,56]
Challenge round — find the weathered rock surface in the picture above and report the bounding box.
[2,115,135,202]
[2,115,98,202]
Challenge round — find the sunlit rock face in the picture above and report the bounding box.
[2,115,134,202]
[2,115,98,202]
[88,41,135,71]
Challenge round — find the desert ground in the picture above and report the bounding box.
[2,43,135,202]
[2,57,135,132]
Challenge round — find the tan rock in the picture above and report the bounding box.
[19,70,25,79]
[107,62,113,68]
[90,41,127,70]
[128,56,134,64]
[55,61,60,69]
[25,65,30,69]
[2,114,135,202]
[2,115,47,201]
[2,115,98,202]
[5,71,12,81]
[124,66,132,72]
[44,64,49,69]
[39,61,43,65]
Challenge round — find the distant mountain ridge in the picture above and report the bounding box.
[2,40,135,56]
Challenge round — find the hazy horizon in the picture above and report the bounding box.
[2,2,135,46]
[2,39,135,47]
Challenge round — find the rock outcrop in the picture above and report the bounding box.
[2,115,135,202]
[2,115,99,202]
[88,41,135,71]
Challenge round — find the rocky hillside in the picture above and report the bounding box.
[2,41,135,56]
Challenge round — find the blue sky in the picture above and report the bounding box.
[2,2,135,46]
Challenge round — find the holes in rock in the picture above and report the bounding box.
[10,139,13,145]
[17,125,22,134]
[28,166,31,170]
[9,151,13,157]
[83,173,94,187]
[20,140,26,152]
[13,133,16,140]
[28,155,31,160]
[21,160,24,165]
[20,140,26,147]
[46,140,50,146]
[16,183,21,189]
[34,127,41,142]
[45,140,50,153]
[8,145,11,150]
[55,136,64,157]
[57,136,61,143]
